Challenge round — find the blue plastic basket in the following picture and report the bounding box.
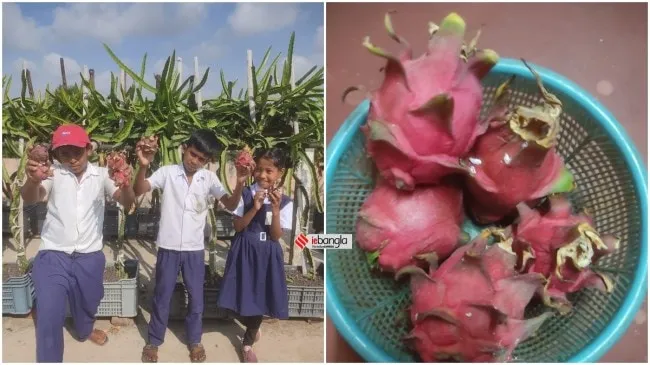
[325,58,648,362]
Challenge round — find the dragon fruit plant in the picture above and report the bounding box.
[463,60,576,224]
[360,12,500,191]
[406,229,552,362]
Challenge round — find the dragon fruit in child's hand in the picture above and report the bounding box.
[28,144,52,180]
[107,151,133,188]
[463,60,575,224]
[361,12,500,190]
[235,146,256,171]
[136,135,159,155]
[356,181,464,274]
[406,229,551,362]
[511,197,619,314]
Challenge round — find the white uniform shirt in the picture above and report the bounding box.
[147,164,235,251]
[39,163,118,254]
[231,183,294,230]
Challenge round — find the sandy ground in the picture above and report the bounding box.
[2,237,324,363]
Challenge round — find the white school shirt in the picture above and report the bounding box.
[231,183,294,230]
[39,162,118,254]
[147,164,236,251]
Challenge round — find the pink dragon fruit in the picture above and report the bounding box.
[107,151,133,188]
[406,229,552,362]
[360,12,500,191]
[509,197,619,314]
[356,180,464,274]
[462,60,575,224]
[27,144,52,180]
[235,145,256,171]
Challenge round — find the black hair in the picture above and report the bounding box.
[254,147,290,170]
[185,129,221,157]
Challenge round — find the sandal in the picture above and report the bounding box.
[141,344,159,363]
[88,329,108,346]
[189,343,206,363]
[241,346,258,363]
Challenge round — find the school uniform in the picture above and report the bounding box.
[145,164,232,347]
[217,183,293,345]
[32,162,116,362]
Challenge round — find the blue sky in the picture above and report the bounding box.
[2,2,324,99]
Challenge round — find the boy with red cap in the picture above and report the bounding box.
[21,124,136,363]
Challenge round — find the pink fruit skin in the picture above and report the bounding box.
[465,124,569,224]
[235,150,256,170]
[355,181,463,273]
[362,23,492,191]
[408,233,550,362]
[107,152,132,187]
[28,144,52,181]
[512,198,618,311]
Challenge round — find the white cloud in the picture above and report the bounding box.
[228,3,299,35]
[2,3,49,51]
[3,3,206,50]
[314,25,324,52]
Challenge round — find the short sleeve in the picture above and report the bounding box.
[208,173,227,200]
[146,166,167,191]
[40,176,53,197]
[280,200,293,230]
[231,197,245,217]
[102,168,118,198]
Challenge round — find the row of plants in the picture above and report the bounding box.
[2,33,324,283]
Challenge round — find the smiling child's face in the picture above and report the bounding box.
[254,157,283,190]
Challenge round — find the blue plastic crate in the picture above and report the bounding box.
[3,273,35,315]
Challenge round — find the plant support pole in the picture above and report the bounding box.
[194,56,202,110]
[17,139,25,262]
[60,57,67,88]
[82,65,88,124]
[289,66,312,270]
[247,50,256,123]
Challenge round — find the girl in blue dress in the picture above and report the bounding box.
[218,147,293,362]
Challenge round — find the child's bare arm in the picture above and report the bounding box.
[268,190,283,241]
[233,206,258,232]
[233,190,265,232]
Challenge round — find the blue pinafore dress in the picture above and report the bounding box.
[218,186,290,319]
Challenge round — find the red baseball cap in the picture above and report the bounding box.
[51,124,91,149]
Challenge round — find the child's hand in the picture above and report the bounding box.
[135,136,158,167]
[269,189,282,212]
[25,159,48,184]
[253,190,265,211]
[236,165,252,184]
